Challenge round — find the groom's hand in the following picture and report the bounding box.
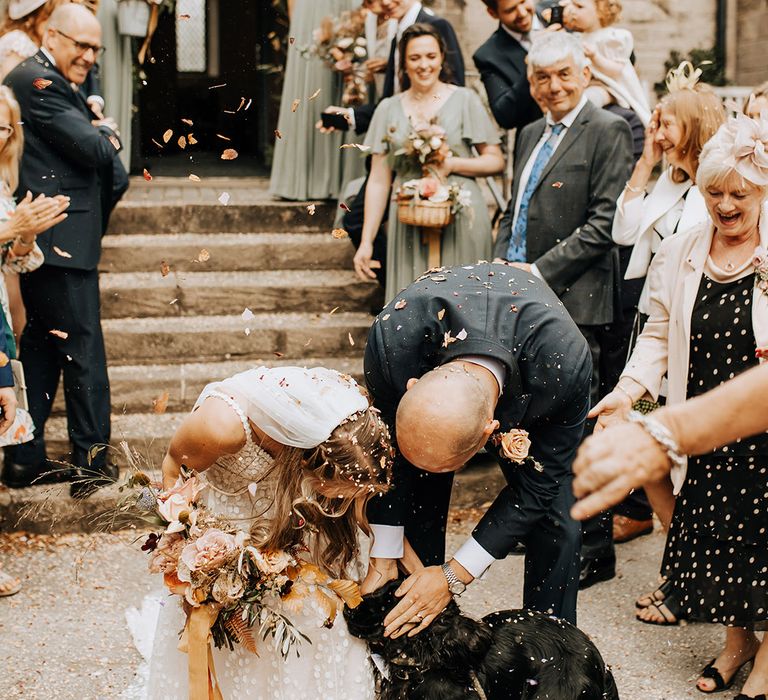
[383,566,451,639]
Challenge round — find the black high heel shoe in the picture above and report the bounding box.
[734,694,767,699]
[697,657,754,694]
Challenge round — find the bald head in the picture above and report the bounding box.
[396,364,498,473]
[45,4,102,85]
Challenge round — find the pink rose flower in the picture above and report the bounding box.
[160,475,204,505]
[499,429,531,463]
[419,177,439,199]
[148,532,185,574]
[249,548,295,575]
[181,529,238,573]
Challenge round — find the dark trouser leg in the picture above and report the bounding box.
[59,269,111,470]
[615,488,653,520]
[7,268,63,470]
[523,479,581,624]
[402,467,455,566]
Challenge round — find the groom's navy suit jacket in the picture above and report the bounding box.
[364,263,592,562]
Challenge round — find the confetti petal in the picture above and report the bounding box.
[143,168,152,181]
[307,204,316,215]
[162,129,173,143]
[52,246,72,258]
[181,118,194,126]
[188,174,201,182]
[49,329,69,339]
[437,309,446,320]
[221,148,239,160]
[291,98,300,112]
[348,332,355,346]
[33,78,52,90]
[242,308,255,322]
[394,300,407,310]
[218,191,231,205]
[195,249,210,263]
[160,261,170,277]
[275,129,282,139]
[309,88,321,100]
[152,390,169,414]
[177,135,187,149]
[331,228,348,239]
[456,328,468,341]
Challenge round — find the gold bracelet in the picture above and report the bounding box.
[616,385,635,404]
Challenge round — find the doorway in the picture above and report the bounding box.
[134,0,288,176]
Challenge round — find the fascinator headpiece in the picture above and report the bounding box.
[714,114,768,187]
[665,60,706,93]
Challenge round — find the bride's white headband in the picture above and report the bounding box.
[195,366,370,449]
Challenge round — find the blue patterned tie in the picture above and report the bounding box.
[506,123,565,262]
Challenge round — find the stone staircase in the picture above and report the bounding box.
[43,181,382,468]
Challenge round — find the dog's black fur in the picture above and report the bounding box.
[344,580,620,700]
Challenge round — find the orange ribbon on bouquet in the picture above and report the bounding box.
[178,604,223,700]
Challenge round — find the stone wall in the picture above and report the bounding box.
[732,0,768,86]
[426,0,719,96]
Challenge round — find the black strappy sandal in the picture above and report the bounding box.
[636,599,680,626]
[734,694,767,699]
[635,578,674,610]
[697,658,754,694]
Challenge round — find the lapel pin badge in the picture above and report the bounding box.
[552,181,564,189]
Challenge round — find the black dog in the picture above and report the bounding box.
[344,579,619,700]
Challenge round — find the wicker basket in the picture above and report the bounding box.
[397,198,453,228]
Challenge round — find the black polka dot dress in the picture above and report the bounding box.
[661,273,768,629]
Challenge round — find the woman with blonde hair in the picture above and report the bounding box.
[144,365,395,698]
[0,84,68,597]
[0,0,69,78]
[593,115,768,697]
[745,81,768,120]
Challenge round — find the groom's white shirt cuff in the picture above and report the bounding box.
[453,537,499,579]
[369,524,404,558]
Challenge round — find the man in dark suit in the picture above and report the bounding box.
[493,31,634,586]
[3,4,121,497]
[327,0,465,287]
[363,263,592,630]
[473,0,543,131]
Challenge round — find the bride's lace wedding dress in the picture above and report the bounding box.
[137,391,376,699]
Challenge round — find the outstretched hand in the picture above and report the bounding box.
[587,389,633,432]
[383,566,451,638]
[572,421,672,520]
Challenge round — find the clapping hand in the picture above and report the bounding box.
[587,389,633,433]
[8,191,70,243]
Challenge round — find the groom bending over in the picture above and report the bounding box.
[363,262,591,632]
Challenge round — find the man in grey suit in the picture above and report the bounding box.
[494,31,634,588]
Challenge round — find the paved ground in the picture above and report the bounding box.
[0,463,751,700]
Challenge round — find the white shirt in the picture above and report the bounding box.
[510,94,589,281]
[369,355,508,579]
[500,15,543,52]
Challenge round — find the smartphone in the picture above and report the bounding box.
[321,111,350,131]
[549,5,564,26]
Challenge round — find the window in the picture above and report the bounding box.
[176,0,207,73]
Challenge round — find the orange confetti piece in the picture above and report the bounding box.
[162,129,173,143]
[143,168,152,181]
[188,134,198,145]
[49,329,69,339]
[394,300,407,310]
[331,228,348,239]
[221,148,239,160]
[181,118,194,126]
[188,174,201,182]
[274,129,282,139]
[33,78,52,90]
[309,88,321,100]
[177,135,187,149]
[152,390,169,414]
[160,261,170,277]
[53,246,72,258]
[291,98,300,112]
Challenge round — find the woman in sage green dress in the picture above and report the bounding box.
[352,23,503,301]
[270,0,361,201]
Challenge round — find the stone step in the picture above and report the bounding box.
[100,232,354,273]
[101,311,372,364]
[108,201,336,235]
[100,270,382,318]
[51,356,364,415]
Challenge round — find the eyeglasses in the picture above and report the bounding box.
[0,125,13,138]
[53,29,106,58]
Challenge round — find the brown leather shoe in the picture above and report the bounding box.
[612,514,653,544]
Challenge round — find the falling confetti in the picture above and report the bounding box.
[218,192,231,206]
[178,135,187,149]
[188,174,201,182]
[221,148,239,160]
[143,168,152,181]
[181,118,194,126]
[33,78,52,90]
[52,246,72,258]
[291,98,300,112]
[307,204,316,215]
[160,261,170,277]
[329,307,339,315]
[348,333,355,346]
[162,129,173,143]
[456,328,468,341]
[289,36,295,45]
[309,88,321,100]
[394,300,407,310]
[331,228,348,239]
[188,134,198,145]
[274,351,285,358]
[340,143,371,152]
[152,391,169,414]
[437,309,446,320]
[274,129,282,139]
[216,134,231,141]
[339,202,350,212]
[209,83,227,90]
[151,139,163,149]
[49,329,69,339]
[242,308,255,322]
[178,13,190,20]
[443,331,456,348]
[195,249,210,263]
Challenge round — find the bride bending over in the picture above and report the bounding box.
[146,366,393,700]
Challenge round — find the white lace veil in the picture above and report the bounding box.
[193,366,370,449]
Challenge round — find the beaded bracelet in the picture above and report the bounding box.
[628,410,686,472]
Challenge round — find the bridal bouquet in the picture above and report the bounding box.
[118,466,362,658]
[307,9,369,106]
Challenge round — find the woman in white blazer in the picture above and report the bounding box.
[613,81,725,315]
[593,116,768,699]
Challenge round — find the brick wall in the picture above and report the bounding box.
[733,0,768,86]
[426,0,718,97]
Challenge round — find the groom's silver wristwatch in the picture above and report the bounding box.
[441,562,467,596]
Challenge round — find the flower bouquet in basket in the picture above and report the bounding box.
[117,465,363,695]
[392,119,471,228]
[308,9,369,106]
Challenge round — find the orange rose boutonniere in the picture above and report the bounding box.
[491,428,543,472]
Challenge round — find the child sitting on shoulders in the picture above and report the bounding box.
[563,0,650,125]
